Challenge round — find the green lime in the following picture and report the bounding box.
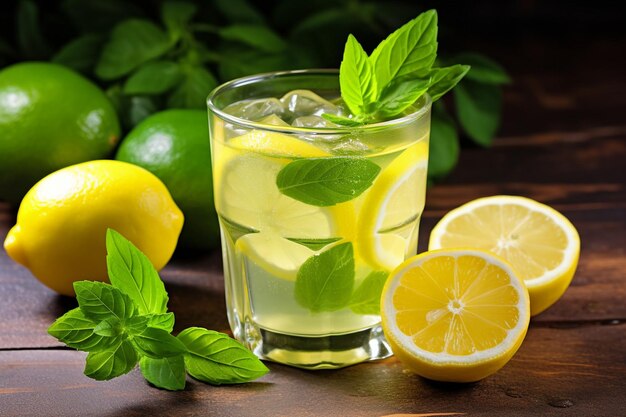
[0,62,120,204]
[115,109,219,251]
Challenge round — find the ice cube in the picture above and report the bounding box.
[291,115,338,128]
[257,114,290,127]
[223,98,284,121]
[280,90,341,118]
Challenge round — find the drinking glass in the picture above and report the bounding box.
[207,70,431,369]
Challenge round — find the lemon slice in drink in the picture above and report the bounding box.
[381,249,530,382]
[236,232,314,281]
[356,141,428,270]
[428,196,580,315]
[215,130,353,237]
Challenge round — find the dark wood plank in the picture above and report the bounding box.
[1,324,624,417]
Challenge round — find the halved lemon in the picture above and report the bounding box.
[381,249,530,382]
[428,196,580,315]
[356,140,429,271]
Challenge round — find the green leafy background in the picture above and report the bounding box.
[0,0,509,180]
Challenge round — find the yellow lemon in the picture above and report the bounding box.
[381,249,530,382]
[3,160,184,296]
[428,195,580,315]
[356,140,429,271]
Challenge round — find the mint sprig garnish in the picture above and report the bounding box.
[327,10,469,126]
[48,229,268,390]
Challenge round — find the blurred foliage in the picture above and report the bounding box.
[0,0,510,180]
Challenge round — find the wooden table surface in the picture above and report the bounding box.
[1,34,625,416]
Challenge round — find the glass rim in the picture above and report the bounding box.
[206,69,432,135]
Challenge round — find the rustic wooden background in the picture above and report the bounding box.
[1,7,625,417]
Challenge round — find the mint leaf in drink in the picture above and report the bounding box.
[84,340,138,381]
[74,281,137,322]
[276,157,381,206]
[177,327,269,385]
[125,315,151,334]
[369,10,438,98]
[340,34,376,115]
[425,65,471,102]
[106,228,168,316]
[48,308,117,352]
[140,355,186,391]
[349,271,389,315]
[295,242,355,312]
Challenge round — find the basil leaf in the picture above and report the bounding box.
[132,327,187,359]
[126,315,151,335]
[369,10,438,96]
[106,229,168,316]
[147,312,175,332]
[48,308,117,352]
[96,19,172,80]
[375,77,430,119]
[286,237,342,251]
[74,281,137,322]
[84,340,138,381]
[52,34,105,73]
[321,114,364,127]
[276,157,381,206]
[426,65,471,102]
[93,318,124,338]
[161,1,197,38]
[219,25,287,53]
[123,61,182,95]
[16,0,51,58]
[214,0,265,24]
[139,355,186,391]
[349,271,388,315]
[428,104,459,179]
[295,242,355,312]
[452,52,511,85]
[167,65,218,109]
[340,34,376,115]
[454,80,502,146]
[177,327,268,385]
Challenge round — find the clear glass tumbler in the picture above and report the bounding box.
[207,70,431,369]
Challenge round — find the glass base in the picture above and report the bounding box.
[244,321,393,370]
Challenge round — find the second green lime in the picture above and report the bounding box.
[116,110,219,251]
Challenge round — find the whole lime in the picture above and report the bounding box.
[116,110,219,251]
[0,62,121,204]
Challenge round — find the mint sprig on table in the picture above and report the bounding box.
[48,229,268,391]
[324,10,470,126]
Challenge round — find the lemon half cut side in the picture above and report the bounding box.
[429,195,580,315]
[381,249,530,382]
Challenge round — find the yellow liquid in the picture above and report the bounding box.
[211,119,429,367]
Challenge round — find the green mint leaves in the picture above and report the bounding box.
[276,157,381,207]
[294,242,389,315]
[48,229,268,390]
[333,10,469,125]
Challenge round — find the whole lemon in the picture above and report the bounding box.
[3,160,184,296]
[116,110,219,251]
[0,62,120,204]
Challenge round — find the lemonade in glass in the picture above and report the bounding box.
[207,70,430,369]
